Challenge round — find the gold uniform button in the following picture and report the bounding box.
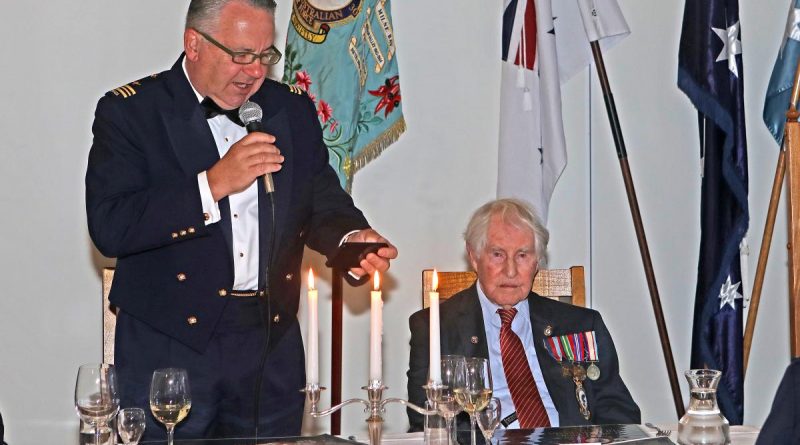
[171,232,179,239]
[273,314,281,323]
[218,289,227,297]
[179,230,187,236]
[176,273,187,282]
[285,273,293,281]
[187,316,198,325]
[203,213,210,221]
[188,227,196,234]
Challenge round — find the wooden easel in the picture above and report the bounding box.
[743,59,800,374]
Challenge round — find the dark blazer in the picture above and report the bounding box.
[755,358,800,445]
[407,284,640,431]
[86,56,369,353]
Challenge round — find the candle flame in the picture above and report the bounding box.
[308,268,315,290]
[432,269,438,292]
[373,271,380,290]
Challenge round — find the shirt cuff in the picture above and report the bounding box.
[339,229,361,246]
[197,171,221,225]
[339,230,364,280]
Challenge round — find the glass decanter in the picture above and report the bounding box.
[677,369,730,445]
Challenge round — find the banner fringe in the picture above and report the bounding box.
[346,117,406,192]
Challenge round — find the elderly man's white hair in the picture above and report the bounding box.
[463,198,549,267]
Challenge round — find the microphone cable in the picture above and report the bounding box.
[252,177,277,438]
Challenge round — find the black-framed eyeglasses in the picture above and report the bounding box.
[194,29,282,66]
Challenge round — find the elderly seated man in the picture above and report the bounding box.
[407,198,640,431]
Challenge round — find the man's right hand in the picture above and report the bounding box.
[207,132,284,201]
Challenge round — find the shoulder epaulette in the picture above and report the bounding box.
[107,73,160,99]
[284,83,307,96]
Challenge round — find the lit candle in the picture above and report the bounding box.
[306,268,319,385]
[429,269,442,384]
[370,272,383,382]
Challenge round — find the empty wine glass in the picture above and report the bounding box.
[150,368,191,445]
[117,408,146,444]
[456,358,493,445]
[476,398,501,445]
[75,364,120,445]
[435,355,466,445]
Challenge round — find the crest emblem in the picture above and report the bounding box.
[290,0,364,44]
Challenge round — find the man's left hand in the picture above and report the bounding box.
[347,229,398,277]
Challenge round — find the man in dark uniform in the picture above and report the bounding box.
[407,199,638,431]
[86,0,396,439]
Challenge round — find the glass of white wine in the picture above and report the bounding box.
[75,363,120,445]
[149,368,191,445]
[437,355,466,445]
[117,407,146,444]
[456,358,493,445]
[476,398,501,445]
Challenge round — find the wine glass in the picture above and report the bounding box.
[435,355,466,445]
[150,368,191,445]
[75,364,120,445]
[117,407,146,444]
[476,398,501,445]
[456,358,493,445]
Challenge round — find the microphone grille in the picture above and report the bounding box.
[238,100,263,125]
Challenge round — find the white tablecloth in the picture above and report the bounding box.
[645,424,760,445]
[356,425,761,444]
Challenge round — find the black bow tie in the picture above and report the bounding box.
[201,97,243,126]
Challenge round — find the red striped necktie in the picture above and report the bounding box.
[497,308,551,428]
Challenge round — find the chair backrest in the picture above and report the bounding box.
[102,267,116,365]
[422,266,585,308]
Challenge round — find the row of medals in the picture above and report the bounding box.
[562,361,600,420]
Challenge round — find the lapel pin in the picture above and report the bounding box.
[470,336,479,344]
[544,325,553,336]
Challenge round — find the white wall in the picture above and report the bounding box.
[0,1,793,443]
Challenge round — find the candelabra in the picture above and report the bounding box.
[303,380,438,445]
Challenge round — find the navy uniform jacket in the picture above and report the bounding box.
[86,56,369,354]
[407,284,641,431]
[755,358,800,445]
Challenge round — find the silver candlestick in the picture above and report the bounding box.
[303,379,436,445]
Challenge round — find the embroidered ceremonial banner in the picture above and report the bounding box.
[496,0,629,224]
[678,0,748,424]
[283,0,405,190]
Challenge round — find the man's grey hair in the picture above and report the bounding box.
[186,0,277,31]
[463,198,549,267]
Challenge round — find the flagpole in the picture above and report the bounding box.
[589,41,685,419]
[743,56,800,373]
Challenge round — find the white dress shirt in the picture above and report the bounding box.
[184,62,361,289]
[476,281,560,428]
[184,62,260,290]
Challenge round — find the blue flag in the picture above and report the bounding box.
[764,0,800,146]
[283,0,405,191]
[678,0,748,425]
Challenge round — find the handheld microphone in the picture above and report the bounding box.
[238,101,275,194]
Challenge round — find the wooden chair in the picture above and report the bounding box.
[102,267,116,365]
[422,266,585,308]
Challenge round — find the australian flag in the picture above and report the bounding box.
[678,0,748,425]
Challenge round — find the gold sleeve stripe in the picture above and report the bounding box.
[121,84,136,96]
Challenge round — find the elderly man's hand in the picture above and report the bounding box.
[346,228,397,278]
